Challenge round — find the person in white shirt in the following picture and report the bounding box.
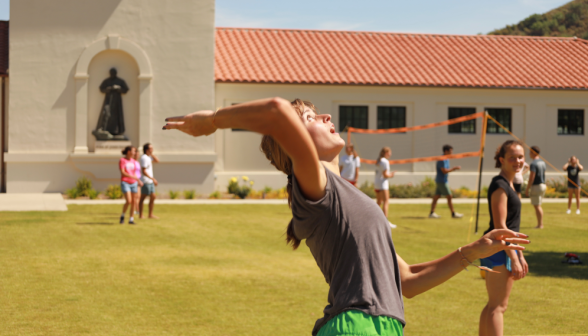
[339,144,361,186]
[139,143,160,219]
[513,161,529,199]
[374,147,396,229]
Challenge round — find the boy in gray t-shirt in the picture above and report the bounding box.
[525,146,546,229]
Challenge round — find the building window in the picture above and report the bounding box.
[558,109,584,135]
[339,106,368,131]
[377,106,406,129]
[448,107,476,134]
[486,108,512,134]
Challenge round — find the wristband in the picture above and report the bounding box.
[458,247,500,273]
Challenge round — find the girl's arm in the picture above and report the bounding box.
[354,167,360,181]
[563,162,569,170]
[398,229,529,298]
[578,161,583,171]
[164,98,326,201]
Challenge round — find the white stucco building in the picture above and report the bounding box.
[1,1,587,194]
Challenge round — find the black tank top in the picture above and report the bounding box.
[484,175,521,235]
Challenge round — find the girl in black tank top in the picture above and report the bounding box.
[563,156,583,214]
[479,140,528,335]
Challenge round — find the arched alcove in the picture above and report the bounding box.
[87,50,139,152]
[73,34,152,154]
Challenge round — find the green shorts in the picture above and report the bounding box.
[317,310,403,336]
[435,182,452,196]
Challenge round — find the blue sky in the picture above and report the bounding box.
[215,0,570,34]
[0,0,571,34]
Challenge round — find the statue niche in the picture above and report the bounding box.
[92,68,129,140]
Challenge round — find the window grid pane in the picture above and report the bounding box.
[448,107,476,134]
[558,109,584,135]
[486,108,512,134]
[339,106,368,131]
[377,106,406,129]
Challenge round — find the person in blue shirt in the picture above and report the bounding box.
[429,144,463,218]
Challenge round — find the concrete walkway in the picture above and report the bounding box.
[65,198,573,205]
[0,194,68,211]
[0,194,573,211]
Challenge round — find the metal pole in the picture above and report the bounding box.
[475,112,489,233]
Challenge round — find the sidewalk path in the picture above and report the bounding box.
[0,194,573,211]
[0,194,68,211]
[65,198,572,205]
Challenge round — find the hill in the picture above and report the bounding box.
[489,0,588,39]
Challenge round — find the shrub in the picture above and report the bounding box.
[184,190,196,199]
[169,190,179,199]
[65,176,98,199]
[388,177,436,198]
[105,185,123,199]
[209,191,221,199]
[88,189,99,200]
[359,181,376,198]
[66,187,78,199]
[227,176,252,199]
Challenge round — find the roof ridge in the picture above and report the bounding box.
[216,27,580,41]
[214,27,588,89]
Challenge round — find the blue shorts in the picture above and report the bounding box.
[121,181,138,194]
[141,183,155,195]
[480,250,517,272]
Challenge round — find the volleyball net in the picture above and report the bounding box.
[345,111,588,236]
[346,112,487,165]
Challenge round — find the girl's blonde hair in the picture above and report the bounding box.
[260,99,318,250]
[377,147,391,162]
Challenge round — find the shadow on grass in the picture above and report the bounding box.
[400,216,428,220]
[525,251,588,280]
[76,222,115,225]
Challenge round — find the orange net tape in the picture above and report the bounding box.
[347,112,484,134]
[360,151,482,165]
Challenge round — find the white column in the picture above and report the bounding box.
[138,75,152,147]
[73,74,89,154]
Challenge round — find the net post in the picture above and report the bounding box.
[475,112,489,234]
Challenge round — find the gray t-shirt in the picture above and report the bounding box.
[291,167,405,335]
[530,158,546,185]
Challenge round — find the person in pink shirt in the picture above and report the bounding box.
[119,146,143,224]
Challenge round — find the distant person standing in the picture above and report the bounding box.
[430,144,463,219]
[339,144,360,186]
[140,143,160,219]
[525,146,546,229]
[374,147,396,229]
[513,161,530,199]
[563,156,583,215]
[119,146,143,224]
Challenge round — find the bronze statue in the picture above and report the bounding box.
[93,68,129,140]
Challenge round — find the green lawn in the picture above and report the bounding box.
[0,203,586,336]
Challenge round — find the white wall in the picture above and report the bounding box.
[215,83,588,191]
[6,0,217,193]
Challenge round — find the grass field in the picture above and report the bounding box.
[1,203,587,336]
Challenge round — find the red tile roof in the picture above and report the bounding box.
[215,27,588,90]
